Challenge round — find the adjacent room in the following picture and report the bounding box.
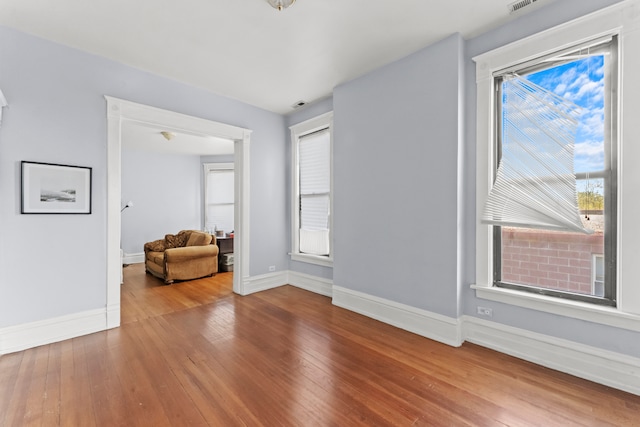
[1,0,640,424]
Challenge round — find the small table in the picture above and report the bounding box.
[216,236,234,271]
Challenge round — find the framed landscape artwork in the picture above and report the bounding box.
[21,161,92,214]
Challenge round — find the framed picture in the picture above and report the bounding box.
[21,161,92,214]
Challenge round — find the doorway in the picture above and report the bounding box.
[105,96,251,329]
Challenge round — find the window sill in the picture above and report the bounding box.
[290,252,333,268]
[471,284,640,333]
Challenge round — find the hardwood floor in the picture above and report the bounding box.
[1,264,639,426]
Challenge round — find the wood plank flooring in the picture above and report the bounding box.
[1,263,639,426]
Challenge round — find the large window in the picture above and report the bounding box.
[473,1,640,327]
[203,163,234,235]
[290,112,333,266]
[489,37,617,306]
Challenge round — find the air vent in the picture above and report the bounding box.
[508,0,540,14]
[291,100,306,109]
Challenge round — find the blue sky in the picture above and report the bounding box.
[525,55,605,174]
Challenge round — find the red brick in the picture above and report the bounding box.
[520,261,540,270]
[558,266,580,275]
[548,272,569,281]
[520,276,539,286]
[539,249,559,258]
[569,259,591,268]
[557,250,582,260]
[549,258,569,266]
[529,255,549,264]
[549,242,570,250]
[537,278,559,288]
[530,241,550,249]
[538,264,559,273]
[569,243,594,252]
[512,267,534,276]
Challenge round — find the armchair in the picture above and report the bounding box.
[144,230,219,284]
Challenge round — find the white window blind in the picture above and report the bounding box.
[299,129,330,255]
[482,74,590,234]
[205,166,234,234]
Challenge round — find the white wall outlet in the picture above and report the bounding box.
[477,306,493,317]
[268,265,276,272]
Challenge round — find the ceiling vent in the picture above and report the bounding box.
[508,0,545,14]
[291,100,306,109]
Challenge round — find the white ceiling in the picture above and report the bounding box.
[0,0,548,115]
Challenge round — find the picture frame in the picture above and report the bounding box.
[21,161,92,214]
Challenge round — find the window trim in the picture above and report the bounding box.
[289,112,334,267]
[490,37,617,307]
[472,0,640,331]
[203,162,234,234]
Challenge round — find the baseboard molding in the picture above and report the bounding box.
[106,303,120,329]
[287,270,333,297]
[332,286,463,347]
[4,270,638,395]
[123,252,144,264]
[0,308,108,355]
[242,271,288,295]
[463,315,640,396]
[331,286,640,394]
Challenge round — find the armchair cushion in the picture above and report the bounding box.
[165,230,191,248]
[186,231,212,247]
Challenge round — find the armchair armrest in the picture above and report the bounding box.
[164,244,219,263]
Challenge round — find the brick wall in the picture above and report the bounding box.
[501,227,603,294]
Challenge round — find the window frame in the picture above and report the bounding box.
[472,1,640,331]
[490,37,618,307]
[289,112,334,267]
[203,162,234,235]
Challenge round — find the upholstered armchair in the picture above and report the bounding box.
[144,230,219,284]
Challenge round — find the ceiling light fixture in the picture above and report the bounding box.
[160,131,175,141]
[266,0,296,11]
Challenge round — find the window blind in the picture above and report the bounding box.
[482,74,591,234]
[205,168,234,234]
[299,129,330,255]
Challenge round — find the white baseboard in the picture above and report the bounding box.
[463,315,640,396]
[123,252,144,264]
[332,286,463,347]
[0,308,108,355]
[287,270,333,297]
[242,271,288,295]
[3,270,638,395]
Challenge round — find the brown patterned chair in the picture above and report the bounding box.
[144,230,219,284]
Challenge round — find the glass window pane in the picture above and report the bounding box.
[301,194,329,231]
[496,45,613,302]
[299,131,330,194]
[523,55,606,174]
[501,226,604,297]
[206,204,234,235]
[207,170,234,204]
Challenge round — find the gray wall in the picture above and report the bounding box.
[2,0,639,360]
[332,34,464,318]
[0,25,288,328]
[121,149,202,255]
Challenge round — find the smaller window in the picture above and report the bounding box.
[290,112,333,267]
[203,163,234,235]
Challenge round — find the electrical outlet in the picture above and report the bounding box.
[477,306,493,317]
[268,265,276,272]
